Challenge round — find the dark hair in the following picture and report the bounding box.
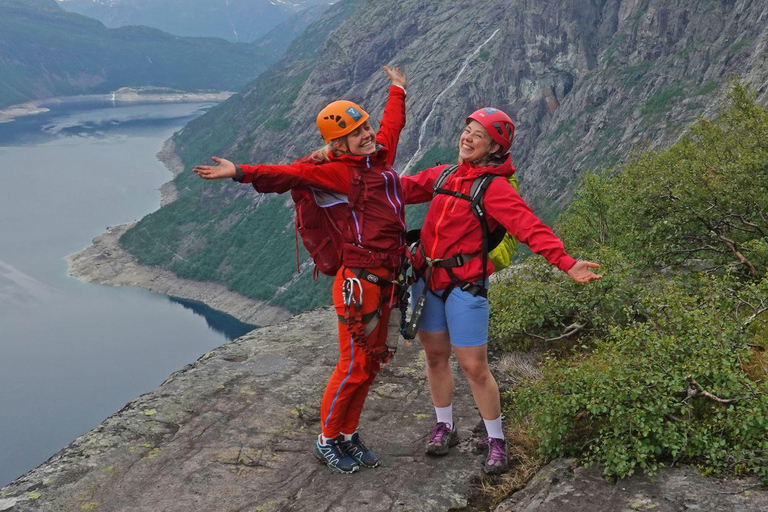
[485,148,508,167]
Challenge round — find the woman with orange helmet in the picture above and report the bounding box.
[194,66,408,474]
[401,107,601,474]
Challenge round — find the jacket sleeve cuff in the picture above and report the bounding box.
[557,256,578,274]
[233,165,244,182]
[391,84,406,95]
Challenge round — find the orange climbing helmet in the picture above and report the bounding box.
[316,100,370,143]
[466,107,515,153]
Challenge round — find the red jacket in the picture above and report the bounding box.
[236,85,407,274]
[401,156,576,290]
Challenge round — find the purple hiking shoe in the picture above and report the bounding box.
[477,436,509,474]
[425,422,459,456]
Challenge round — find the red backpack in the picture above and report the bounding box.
[291,187,348,278]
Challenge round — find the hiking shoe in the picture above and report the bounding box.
[314,435,360,474]
[425,422,459,456]
[477,436,509,475]
[341,432,380,468]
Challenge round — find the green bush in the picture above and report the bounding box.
[508,273,768,481]
[495,84,768,482]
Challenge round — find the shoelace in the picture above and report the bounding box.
[429,422,451,443]
[352,436,369,453]
[487,438,506,463]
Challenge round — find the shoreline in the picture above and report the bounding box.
[66,136,292,327]
[0,87,234,124]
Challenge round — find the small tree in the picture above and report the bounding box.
[609,84,768,278]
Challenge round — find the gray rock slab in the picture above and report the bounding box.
[496,458,768,512]
[1,307,486,512]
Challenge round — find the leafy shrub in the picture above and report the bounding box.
[508,273,768,481]
[495,84,768,482]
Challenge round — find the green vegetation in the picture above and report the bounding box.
[695,80,719,96]
[492,84,768,482]
[641,85,685,115]
[619,60,653,87]
[726,37,757,56]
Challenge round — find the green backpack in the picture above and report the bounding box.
[432,165,519,273]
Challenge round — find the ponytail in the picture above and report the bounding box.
[309,144,334,162]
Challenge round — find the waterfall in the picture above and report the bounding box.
[400,28,501,176]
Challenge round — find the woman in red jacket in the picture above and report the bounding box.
[401,107,601,474]
[194,66,407,474]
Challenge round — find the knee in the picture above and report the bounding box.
[424,349,450,370]
[461,362,492,386]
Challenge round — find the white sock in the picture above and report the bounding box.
[320,434,333,444]
[435,404,453,429]
[483,415,504,440]
[341,432,355,441]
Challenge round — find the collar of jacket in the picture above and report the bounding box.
[456,154,516,180]
[329,144,389,167]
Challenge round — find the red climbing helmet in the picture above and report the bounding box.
[466,107,515,153]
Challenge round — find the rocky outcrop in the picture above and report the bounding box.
[495,458,768,512]
[0,307,486,511]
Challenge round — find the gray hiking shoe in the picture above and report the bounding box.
[477,436,509,474]
[425,422,459,456]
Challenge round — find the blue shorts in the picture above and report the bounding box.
[410,278,489,347]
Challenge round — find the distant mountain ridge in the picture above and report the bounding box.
[0,0,277,108]
[57,0,332,42]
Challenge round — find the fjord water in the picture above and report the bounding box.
[0,101,255,487]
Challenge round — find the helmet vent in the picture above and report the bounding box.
[324,115,346,128]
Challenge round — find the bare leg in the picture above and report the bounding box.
[418,330,454,407]
[453,344,500,420]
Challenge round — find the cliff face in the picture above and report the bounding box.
[119,0,768,314]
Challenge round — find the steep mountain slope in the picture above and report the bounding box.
[57,0,331,42]
[0,0,276,108]
[119,0,768,314]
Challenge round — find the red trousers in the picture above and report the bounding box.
[320,266,394,438]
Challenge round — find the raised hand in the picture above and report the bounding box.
[193,156,236,180]
[567,260,602,283]
[383,65,406,88]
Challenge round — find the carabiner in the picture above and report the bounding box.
[343,277,363,307]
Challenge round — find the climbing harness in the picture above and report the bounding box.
[338,267,407,364]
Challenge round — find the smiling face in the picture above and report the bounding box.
[336,121,376,156]
[458,120,500,163]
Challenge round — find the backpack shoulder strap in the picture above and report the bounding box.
[432,164,460,196]
[467,174,500,289]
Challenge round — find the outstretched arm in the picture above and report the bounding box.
[484,179,601,282]
[193,157,351,194]
[376,66,407,164]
